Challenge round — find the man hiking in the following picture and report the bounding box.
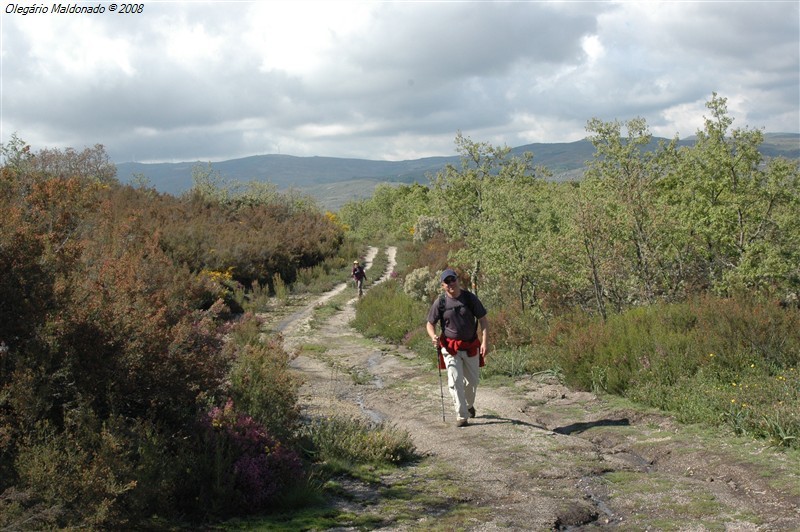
[351,260,367,297]
[426,268,489,427]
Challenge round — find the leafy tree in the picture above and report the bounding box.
[665,93,800,296]
[339,182,432,241]
[0,133,34,171]
[480,167,547,312]
[578,117,683,311]
[31,144,117,183]
[431,133,536,294]
[569,179,610,319]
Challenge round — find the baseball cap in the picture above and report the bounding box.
[440,269,457,282]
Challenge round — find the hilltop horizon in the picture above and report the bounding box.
[115,133,800,211]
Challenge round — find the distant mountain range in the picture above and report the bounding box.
[116,133,800,211]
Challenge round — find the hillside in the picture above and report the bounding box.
[117,134,799,210]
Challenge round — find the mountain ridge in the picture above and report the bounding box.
[117,134,800,210]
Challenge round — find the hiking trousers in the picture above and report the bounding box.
[443,349,480,421]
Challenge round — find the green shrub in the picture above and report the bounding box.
[300,415,416,468]
[272,272,289,302]
[550,295,800,448]
[412,215,442,244]
[352,280,428,344]
[403,266,438,302]
[482,345,554,379]
[239,279,272,313]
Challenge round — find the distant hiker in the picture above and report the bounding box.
[426,269,489,427]
[352,260,367,297]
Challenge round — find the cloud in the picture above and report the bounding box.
[1,1,797,164]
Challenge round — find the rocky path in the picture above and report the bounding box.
[275,247,800,531]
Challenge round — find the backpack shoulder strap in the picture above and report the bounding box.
[462,290,482,332]
[438,293,446,332]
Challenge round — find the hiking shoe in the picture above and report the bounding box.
[468,407,476,418]
[456,418,469,428]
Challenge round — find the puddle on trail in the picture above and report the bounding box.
[367,353,384,388]
[356,391,385,423]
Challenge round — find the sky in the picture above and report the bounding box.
[1,0,798,164]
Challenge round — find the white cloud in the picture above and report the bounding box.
[244,1,372,75]
[1,0,797,163]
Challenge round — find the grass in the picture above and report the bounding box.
[309,299,344,328]
[299,415,416,470]
[352,279,428,344]
[223,445,490,531]
[602,471,727,525]
[364,245,390,287]
[297,343,327,355]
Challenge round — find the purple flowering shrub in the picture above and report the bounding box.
[203,399,303,511]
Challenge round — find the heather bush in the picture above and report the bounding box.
[227,331,301,441]
[490,306,549,348]
[192,399,304,515]
[397,237,459,278]
[9,417,135,528]
[0,141,344,526]
[227,311,265,346]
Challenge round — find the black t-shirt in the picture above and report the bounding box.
[427,290,487,341]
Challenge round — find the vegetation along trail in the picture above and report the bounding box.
[273,247,799,531]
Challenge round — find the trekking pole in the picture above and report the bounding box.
[437,347,446,422]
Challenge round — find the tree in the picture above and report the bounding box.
[431,133,536,294]
[665,93,800,296]
[480,167,550,312]
[339,183,431,241]
[32,144,117,183]
[581,117,683,308]
[0,133,34,171]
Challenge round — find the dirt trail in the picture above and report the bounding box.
[276,247,800,531]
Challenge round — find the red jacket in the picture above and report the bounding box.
[438,336,484,369]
